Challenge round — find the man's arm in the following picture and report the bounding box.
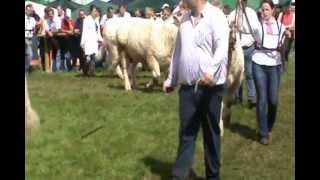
[163,30,181,92]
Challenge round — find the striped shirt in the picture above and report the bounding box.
[164,2,229,87]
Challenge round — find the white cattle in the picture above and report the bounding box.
[101,17,180,90]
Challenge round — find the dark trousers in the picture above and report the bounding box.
[172,84,224,180]
[252,62,281,138]
[56,36,72,71]
[83,54,96,75]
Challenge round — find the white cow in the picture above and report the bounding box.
[219,23,245,136]
[101,17,180,90]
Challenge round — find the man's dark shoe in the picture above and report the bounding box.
[248,99,257,109]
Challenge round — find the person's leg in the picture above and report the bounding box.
[201,85,224,180]
[267,65,281,135]
[88,54,96,75]
[39,37,45,71]
[79,48,85,72]
[252,62,269,140]
[244,46,256,105]
[65,36,73,71]
[172,86,201,180]
[31,35,39,60]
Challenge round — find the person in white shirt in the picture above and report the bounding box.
[25,4,37,73]
[81,5,103,76]
[100,7,114,27]
[228,0,260,107]
[117,4,131,18]
[249,0,291,145]
[164,0,229,179]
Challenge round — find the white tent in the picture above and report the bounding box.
[25,1,71,19]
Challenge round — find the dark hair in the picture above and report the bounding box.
[119,4,126,9]
[46,7,54,15]
[107,7,114,13]
[90,4,98,13]
[79,9,85,13]
[223,5,230,10]
[57,5,66,12]
[135,8,141,12]
[260,0,275,9]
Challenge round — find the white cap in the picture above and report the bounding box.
[161,3,170,9]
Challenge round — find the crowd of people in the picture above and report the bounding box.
[25,0,295,179]
[25,2,187,74]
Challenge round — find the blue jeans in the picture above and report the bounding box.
[252,62,281,138]
[53,49,62,72]
[236,45,256,102]
[172,85,224,180]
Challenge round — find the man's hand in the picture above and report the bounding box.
[46,31,53,37]
[200,73,215,86]
[163,84,175,93]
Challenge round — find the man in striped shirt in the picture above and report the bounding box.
[163,0,229,179]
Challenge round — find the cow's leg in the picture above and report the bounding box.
[146,56,161,88]
[120,51,131,91]
[130,63,138,89]
[222,94,233,127]
[107,44,124,79]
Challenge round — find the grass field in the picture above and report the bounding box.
[26,52,294,180]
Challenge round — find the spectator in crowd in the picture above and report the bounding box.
[250,0,291,145]
[278,4,295,64]
[81,5,103,76]
[134,8,142,17]
[117,4,131,18]
[163,0,229,179]
[223,5,231,17]
[172,0,188,17]
[37,7,49,72]
[100,7,114,27]
[273,5,281,19]
[44,7,60,73]
[228,0,259,107]
[25,4,37,73]
[74,9,86,72]
[161,6,172,22]
[26,4,41,65]
[56,5,74,71]
[145,7,155,19]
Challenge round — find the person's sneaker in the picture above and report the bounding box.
[259,137,269,145]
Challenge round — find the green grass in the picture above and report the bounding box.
[26,52,294,180]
